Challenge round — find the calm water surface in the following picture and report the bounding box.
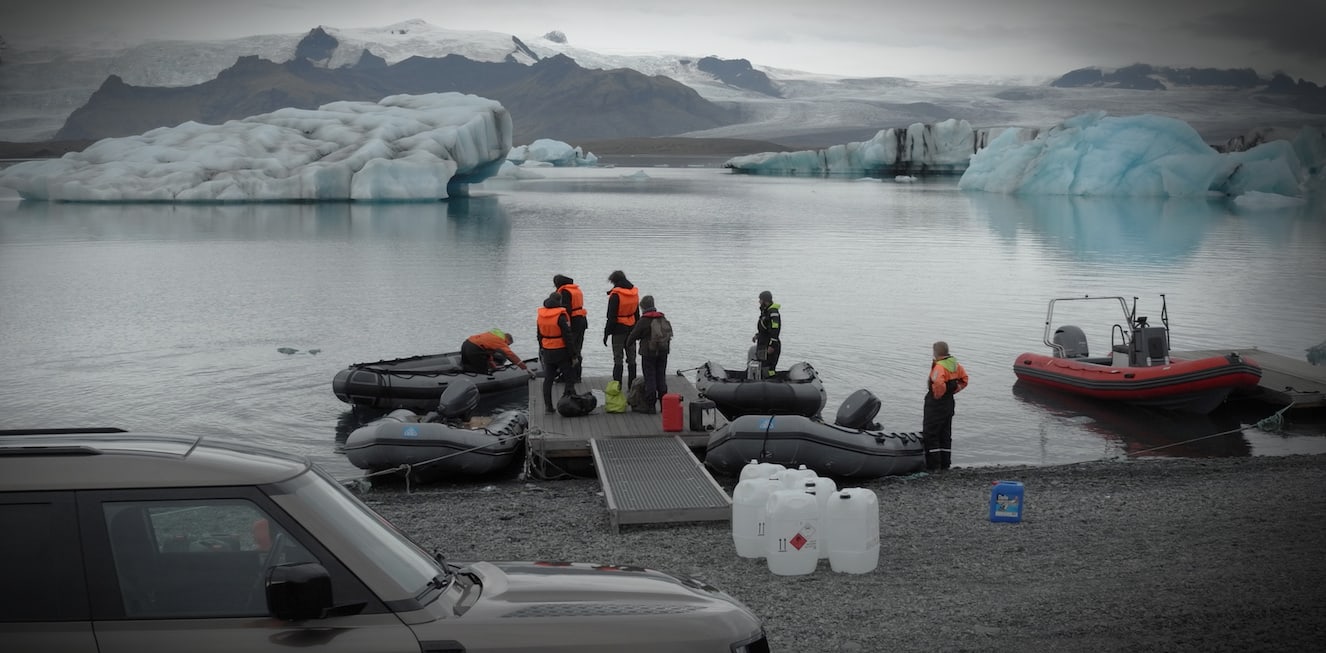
[2,167,1324,478]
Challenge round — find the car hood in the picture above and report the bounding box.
[456,560,749,617]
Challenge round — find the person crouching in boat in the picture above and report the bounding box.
[923,341,969,472]
[461,329,534,378]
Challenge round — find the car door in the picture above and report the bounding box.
[78,486,422,653]
[0,491,98,653]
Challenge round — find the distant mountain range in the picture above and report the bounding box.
[2,20,1324,152]
[57,36,737,144]
[1050,64,1326,114]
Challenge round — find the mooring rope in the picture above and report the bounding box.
[339,429,527,492]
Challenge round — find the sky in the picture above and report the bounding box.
[5,0,1325,80]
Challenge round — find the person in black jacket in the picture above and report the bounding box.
[753,290,781,376]
[553,274,589,382]
[602,270,640,389]
[536,292,575,413]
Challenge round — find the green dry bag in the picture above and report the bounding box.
[604,380,627,413]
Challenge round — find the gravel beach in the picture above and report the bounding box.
[362,454,1326,652]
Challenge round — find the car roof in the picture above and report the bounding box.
[0,429,311,492]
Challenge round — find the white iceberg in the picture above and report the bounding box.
[0,93,512,202]
[507,138,598,167]
[959,111,1319,198]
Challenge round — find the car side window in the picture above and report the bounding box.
[104,499,315,619]
[0,493,89,622]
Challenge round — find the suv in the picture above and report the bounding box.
[0,429,767,652]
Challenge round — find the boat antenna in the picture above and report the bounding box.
[1129,296,1138,328]
[1160,293,1169,331]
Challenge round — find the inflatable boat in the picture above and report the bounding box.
[1013,295,1261,414]
[705,389,925,479]
[694,360,827,419]
[333,351,540,411]
[343,379,528,481]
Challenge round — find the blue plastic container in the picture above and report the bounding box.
[989,480,1024,523]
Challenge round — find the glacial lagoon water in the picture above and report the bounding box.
[2,166,1324,478]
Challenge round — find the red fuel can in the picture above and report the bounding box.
[661,393,683,432]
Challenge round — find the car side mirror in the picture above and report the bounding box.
[266,562,333,621]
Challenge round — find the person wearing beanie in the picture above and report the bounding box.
[603,270,640,389]
[752,290,781,376]
[553,274,588,383]
[461,328,533,377]
[536,292,576,412]
[625,294,673,413]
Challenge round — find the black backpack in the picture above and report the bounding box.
[556,391,598,417]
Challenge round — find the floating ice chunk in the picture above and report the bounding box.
[0,93,512,202]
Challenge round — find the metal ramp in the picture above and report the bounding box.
[590,437,732,533]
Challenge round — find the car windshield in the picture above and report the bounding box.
[274,467,442,594]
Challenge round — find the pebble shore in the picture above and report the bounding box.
[363,454,1326,652]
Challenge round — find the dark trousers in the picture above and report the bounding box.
[568,318,588,382]
[460,340,490,374]
[757,339,781,376]
[922,395,955,471]
[541,348,575,409]
[641,352,669,409]
[610,331,637,387]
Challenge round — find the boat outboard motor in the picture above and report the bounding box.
[1052,325,1090,359]
[835,389,882,430]
[437,378,480,421]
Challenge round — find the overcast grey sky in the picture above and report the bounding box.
[6,0,1324,80]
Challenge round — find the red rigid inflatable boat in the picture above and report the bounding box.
[1012,295,1262,414]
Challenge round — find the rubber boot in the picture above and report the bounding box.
[925,450,942,472]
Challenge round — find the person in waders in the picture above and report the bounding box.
[923,341,969,471]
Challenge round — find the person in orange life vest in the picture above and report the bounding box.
[461,329,533,377]
[624,294,671,414]
[752,290,781,376]
[537,292,576,413]
[553,274,589,383]
[602,270,640,389]
[922,340,969,472]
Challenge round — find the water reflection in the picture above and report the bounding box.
[2,198,512,247]
[1012,381,1251,458]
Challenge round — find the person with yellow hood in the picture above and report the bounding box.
[923,341,969,472]
[461,329,533,377]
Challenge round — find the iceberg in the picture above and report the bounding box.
[959,112,1321,198]
[724,119,987,176]
[507,138,598,167]
[0,93,511,202]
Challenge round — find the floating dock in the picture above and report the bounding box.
[1173,348,1326,409]
[525,374,732,532]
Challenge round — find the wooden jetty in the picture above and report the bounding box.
[1173,348,1326,409]
[525,373,733,532]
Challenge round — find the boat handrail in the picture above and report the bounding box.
[1041,295,1132,356]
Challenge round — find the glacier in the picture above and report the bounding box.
[0,93,511,202]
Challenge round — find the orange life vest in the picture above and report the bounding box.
[609,286,639,327]
[537,306,569,349]
[557,283,587,319]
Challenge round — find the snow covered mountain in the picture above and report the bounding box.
[1,18,1321,146]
